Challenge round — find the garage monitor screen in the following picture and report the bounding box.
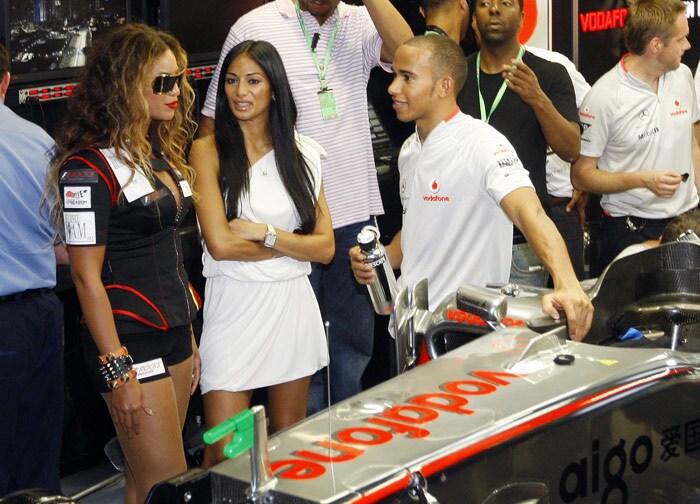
[5,0,128,85]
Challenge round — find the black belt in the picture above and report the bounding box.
[0,288,50,303]
[603,214,672,223]
[603,214,672,233]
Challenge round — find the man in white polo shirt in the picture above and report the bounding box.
[199,0,412,413]
[351,35,593,342]
[572,0,700,270]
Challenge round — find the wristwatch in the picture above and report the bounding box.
[263,224,277,248]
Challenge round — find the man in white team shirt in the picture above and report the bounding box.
[350,35,593,342]
[572,0,700,270]
[419,1,590,282]
[199,0,412,413]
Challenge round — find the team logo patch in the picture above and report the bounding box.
[64,211,97,245]
[60,169,99,184]
[423,179,450,202]
[492,144,512,156]
[133,358,167,380]
[637,109,650,120]
[580,107,595,119]
[638,127,659,141]
[670,98,688,116]
[64,186,91,209]
[497,157,520,168]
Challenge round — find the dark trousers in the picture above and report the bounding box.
[307,219,375,414]
[550,198,585,280]
[600,214,672,271]
[0,293,63,496]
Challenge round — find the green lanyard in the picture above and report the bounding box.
[295,0,340,91]
[476,45,525,124]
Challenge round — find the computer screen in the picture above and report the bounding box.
[4,0,128,85]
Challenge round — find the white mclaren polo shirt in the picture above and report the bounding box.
[580,58,699,218]
[398,110,534,310]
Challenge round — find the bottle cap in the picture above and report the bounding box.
[357,226,379,252]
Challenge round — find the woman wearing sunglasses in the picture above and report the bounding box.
[47,24,199,503]
[190,40,334,467]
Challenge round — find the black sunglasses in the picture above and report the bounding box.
[151,73,184,95]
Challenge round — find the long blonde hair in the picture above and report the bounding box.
[46,23,196,228]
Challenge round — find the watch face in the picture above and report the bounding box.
[264,232,277,247]
[263,224,277,247]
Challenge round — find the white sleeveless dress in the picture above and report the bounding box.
[199,135,329,393]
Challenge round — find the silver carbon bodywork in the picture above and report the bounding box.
[206,331,700,503]
[155,242,700,504]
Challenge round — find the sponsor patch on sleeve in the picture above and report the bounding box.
[492,146,524,175]
[60,169,99,184]
[495,156,520,169]
[64,211,97,245]
[63,186,92,209]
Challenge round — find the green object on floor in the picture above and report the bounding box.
[203,409,255,459]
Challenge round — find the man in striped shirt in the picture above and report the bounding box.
[199,0,412,413]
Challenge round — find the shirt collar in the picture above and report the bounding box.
[443,106,460,123]
[617,53,663,92]
[277,0,349,20]
[413,107,461,145]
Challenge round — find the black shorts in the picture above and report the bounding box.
[81,324,192,393]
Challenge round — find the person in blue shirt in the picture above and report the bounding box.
[0,42,67,497]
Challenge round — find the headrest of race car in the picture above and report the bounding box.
[587,241,700,346]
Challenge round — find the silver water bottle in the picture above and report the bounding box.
[357,225,399,315]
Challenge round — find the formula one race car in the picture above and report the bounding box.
[395,238,700,370]
[147,241,700,504]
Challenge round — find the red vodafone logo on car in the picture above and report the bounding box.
[269,370,527,480]
[518,0,538,44]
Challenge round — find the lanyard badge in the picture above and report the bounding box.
[296,0,340,119]
[318,89,338,119]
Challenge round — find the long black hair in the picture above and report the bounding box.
[214,40,317,234]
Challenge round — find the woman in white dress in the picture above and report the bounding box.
[189,40,334,467]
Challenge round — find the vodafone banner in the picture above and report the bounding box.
[553,1,700,86]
